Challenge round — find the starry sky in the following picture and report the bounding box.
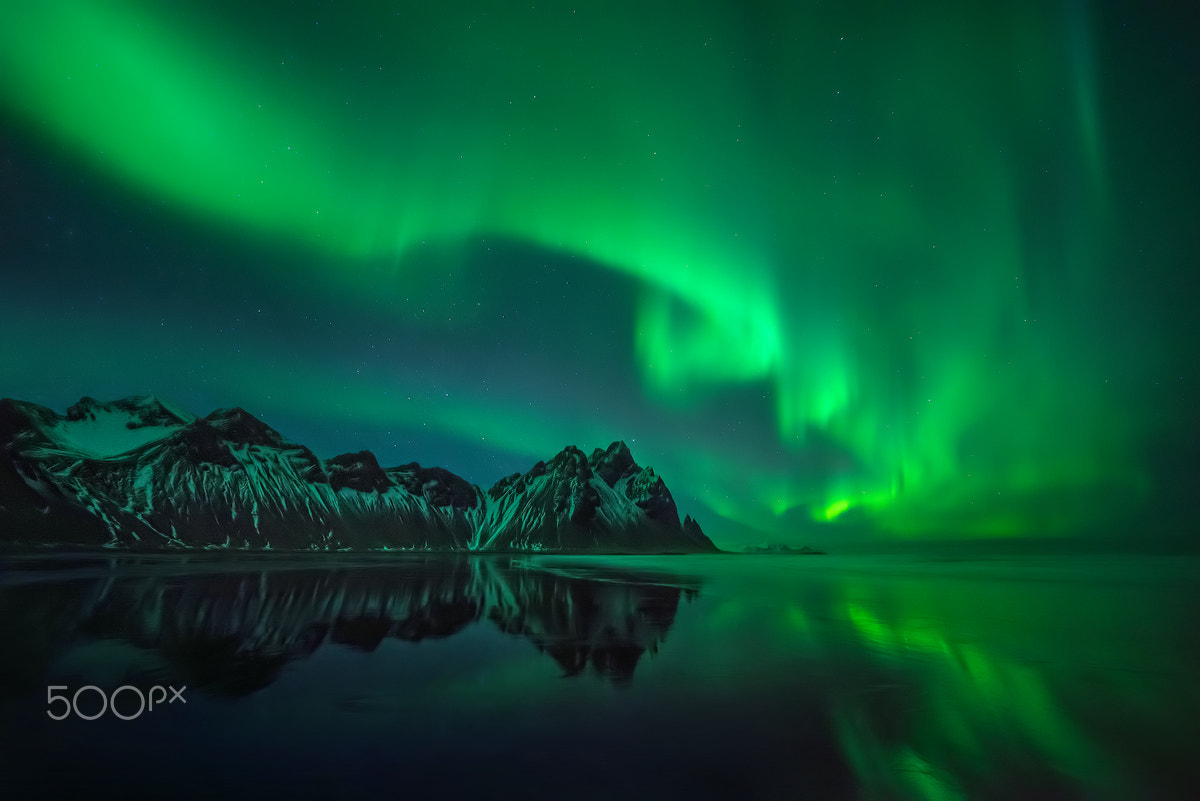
[2,0,1196,548]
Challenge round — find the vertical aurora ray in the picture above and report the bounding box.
[1,0,1189,543]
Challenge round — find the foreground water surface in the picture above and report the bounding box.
[0,550,1197,799]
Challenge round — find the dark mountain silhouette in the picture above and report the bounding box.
[0,395,717,553]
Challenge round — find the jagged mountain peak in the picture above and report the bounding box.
[65,395,113,420]
[200,407,289,447]
[325,450,392,493]
[487,444,596,501]
[65,394,195,427]
[589,440,639,487]
[389,462,480,509]
[148,407,300,472]
[546,444,593,479]
[476,439,708,552]
[626,468,680,527]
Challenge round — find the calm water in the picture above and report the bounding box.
[1,551,1197,800]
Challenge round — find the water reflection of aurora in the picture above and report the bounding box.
[720,558,1199,800]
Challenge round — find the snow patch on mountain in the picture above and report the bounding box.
[32,395,194,458]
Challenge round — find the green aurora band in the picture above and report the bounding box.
[1,0,1186,542]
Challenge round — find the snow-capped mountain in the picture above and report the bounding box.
[0,395,717,552]
[480,441,712,552]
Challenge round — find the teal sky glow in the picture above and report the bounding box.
[2,0,1196,547]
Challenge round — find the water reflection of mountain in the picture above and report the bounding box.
[0,556,700,695]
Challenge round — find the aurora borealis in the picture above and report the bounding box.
[2,0,1196,547]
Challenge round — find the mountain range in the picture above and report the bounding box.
[0,395,716,552]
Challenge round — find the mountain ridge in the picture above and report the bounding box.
[0,395,717,553]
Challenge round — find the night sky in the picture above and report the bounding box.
[2,0,1196,548]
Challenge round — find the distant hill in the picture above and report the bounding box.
[742,544,826,554]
